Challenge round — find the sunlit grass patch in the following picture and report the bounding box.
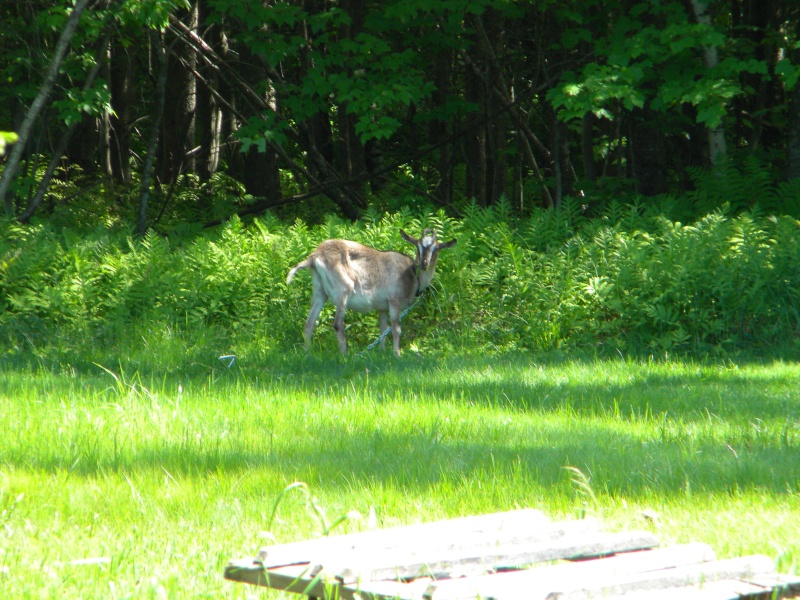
[0,354,798,597]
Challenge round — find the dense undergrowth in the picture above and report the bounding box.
[2,193,799,365]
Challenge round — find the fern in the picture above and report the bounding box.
[2,196,800,360]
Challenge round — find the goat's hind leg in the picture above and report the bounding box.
[333,303,349,354]
[303,279,327,351]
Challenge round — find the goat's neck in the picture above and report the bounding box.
[414,264,437,296]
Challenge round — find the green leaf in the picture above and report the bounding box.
[776,59,800,90]
[0,131,18,157]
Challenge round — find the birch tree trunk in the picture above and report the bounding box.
[690,0,727,167]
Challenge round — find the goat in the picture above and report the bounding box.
[286,229,456,356]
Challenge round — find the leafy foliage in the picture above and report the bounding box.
[0,132,18,156]
[2,194,799,361]
[3,0,800,224]
[547,2,771,129]
[686,155,800,217]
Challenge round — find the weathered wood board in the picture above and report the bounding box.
[224,509,800,600]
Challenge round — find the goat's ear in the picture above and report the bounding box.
[400,230,417,245]
[439,239,457,250]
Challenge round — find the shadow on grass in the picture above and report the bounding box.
[2,350,799,502]
[5,402,799,501]
[245,350,800,422]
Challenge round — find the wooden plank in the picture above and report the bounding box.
[544,554,776,600]
[343,578,433,600]
[225,510,800,600]
[224,557,268,587]
[225,510,555,592]
[332,518,600,582]
[580,574,800,600]
[334,557,800,600]
[225,561,334,596]
[254,509,550,569]
[228,557,800,600]
[226,524,656,594]
[419,543,716,600]
[743,574,800,599]
[335,529,659,584]
[347,570,800,600]
[226,563,445,600]
[582,579,782,600]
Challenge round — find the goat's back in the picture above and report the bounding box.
[290,239,417,311]
[316,239,413,282]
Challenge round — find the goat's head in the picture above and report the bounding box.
[400,228,457,272]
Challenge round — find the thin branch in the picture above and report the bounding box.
[202,101,523,227]
[170,13,549,223]
[168,15,364,214]
[173,51,319,189]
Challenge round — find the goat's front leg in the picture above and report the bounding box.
[333,303,348,354]
[379,311,389,351]
[388,303,402,357]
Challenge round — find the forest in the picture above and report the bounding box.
[2,5,800,597]
[2,0,800,232]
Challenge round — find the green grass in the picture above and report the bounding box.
[1,350,799,598]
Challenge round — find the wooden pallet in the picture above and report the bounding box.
[224,509,800,600]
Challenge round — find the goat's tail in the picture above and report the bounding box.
[286,259,311,284]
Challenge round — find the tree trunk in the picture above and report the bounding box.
[788,88,800,179]
[0,0,92,212]
[195,0,222,182]
[463,11,512,205]
[335,0,367,199]
[486,9,507,202]
[787,45,800,180]
[364,138,386,193]
[691,0,727,166]
[138,30,168,236]
[551,109,574,206]
[240,144,281,203]
[429,46,453,204]
[462,10,545,206]
[223,42,282,203]
[336,104,366,196]
[582,112,597,183]
[109,37,134,184]
[631,110,668,196]
[159,3,198,185]
[463,32,488,204]
[287,0,363,217]
[243,79,281,203]
[730,0,783,153]
[488,93,507,202]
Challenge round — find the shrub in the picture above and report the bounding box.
[1,200,799,361]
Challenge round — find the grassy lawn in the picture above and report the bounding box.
[1,351,799,598]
